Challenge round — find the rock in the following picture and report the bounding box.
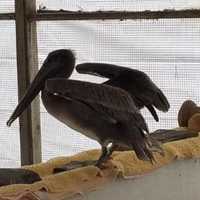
[178,100,200,127]
[188,113,200,132]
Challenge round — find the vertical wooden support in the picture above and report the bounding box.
[15,0,41,165]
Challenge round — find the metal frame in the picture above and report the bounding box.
[0,4,199,165]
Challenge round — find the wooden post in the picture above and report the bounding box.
[15,0,41,165]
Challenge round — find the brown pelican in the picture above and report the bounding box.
[76,63,170,122]
[7,49,159,167]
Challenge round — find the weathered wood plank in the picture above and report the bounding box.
[106,128,199,152]
[15,0,41,165]
[150,128,198,143]
[1,9,200,21]
[0,169,41,186]
[33,9,200,21]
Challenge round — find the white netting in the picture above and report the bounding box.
[0,21,20,167]
[37,19,200,161]
[0,0,14,12]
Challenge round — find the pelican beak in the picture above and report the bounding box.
[7,63,49,127]
[7,49,76,127]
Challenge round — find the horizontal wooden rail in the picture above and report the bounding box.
[1,9,200,21]
[33,9,200,21]
[0,13,15,20]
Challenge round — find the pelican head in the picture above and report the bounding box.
[7,49,75,126]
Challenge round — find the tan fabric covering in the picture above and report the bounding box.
[0,132,200,199]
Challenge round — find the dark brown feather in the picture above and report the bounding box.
[46,78,155,162]
[76,63,170,121]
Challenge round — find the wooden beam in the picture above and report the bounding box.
[1,9,200,21]
[15,0,41,165]
[0,13,15,20]
[33,9,200,21]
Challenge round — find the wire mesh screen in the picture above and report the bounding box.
[0,21,20,167]
[36,0,200,11]
[0,0,14,12]
[37,18,200,161]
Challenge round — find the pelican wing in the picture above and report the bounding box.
[108,71,169,110]
[45,78,149,133]
[76,63,126,79]
[76,63,170,121]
